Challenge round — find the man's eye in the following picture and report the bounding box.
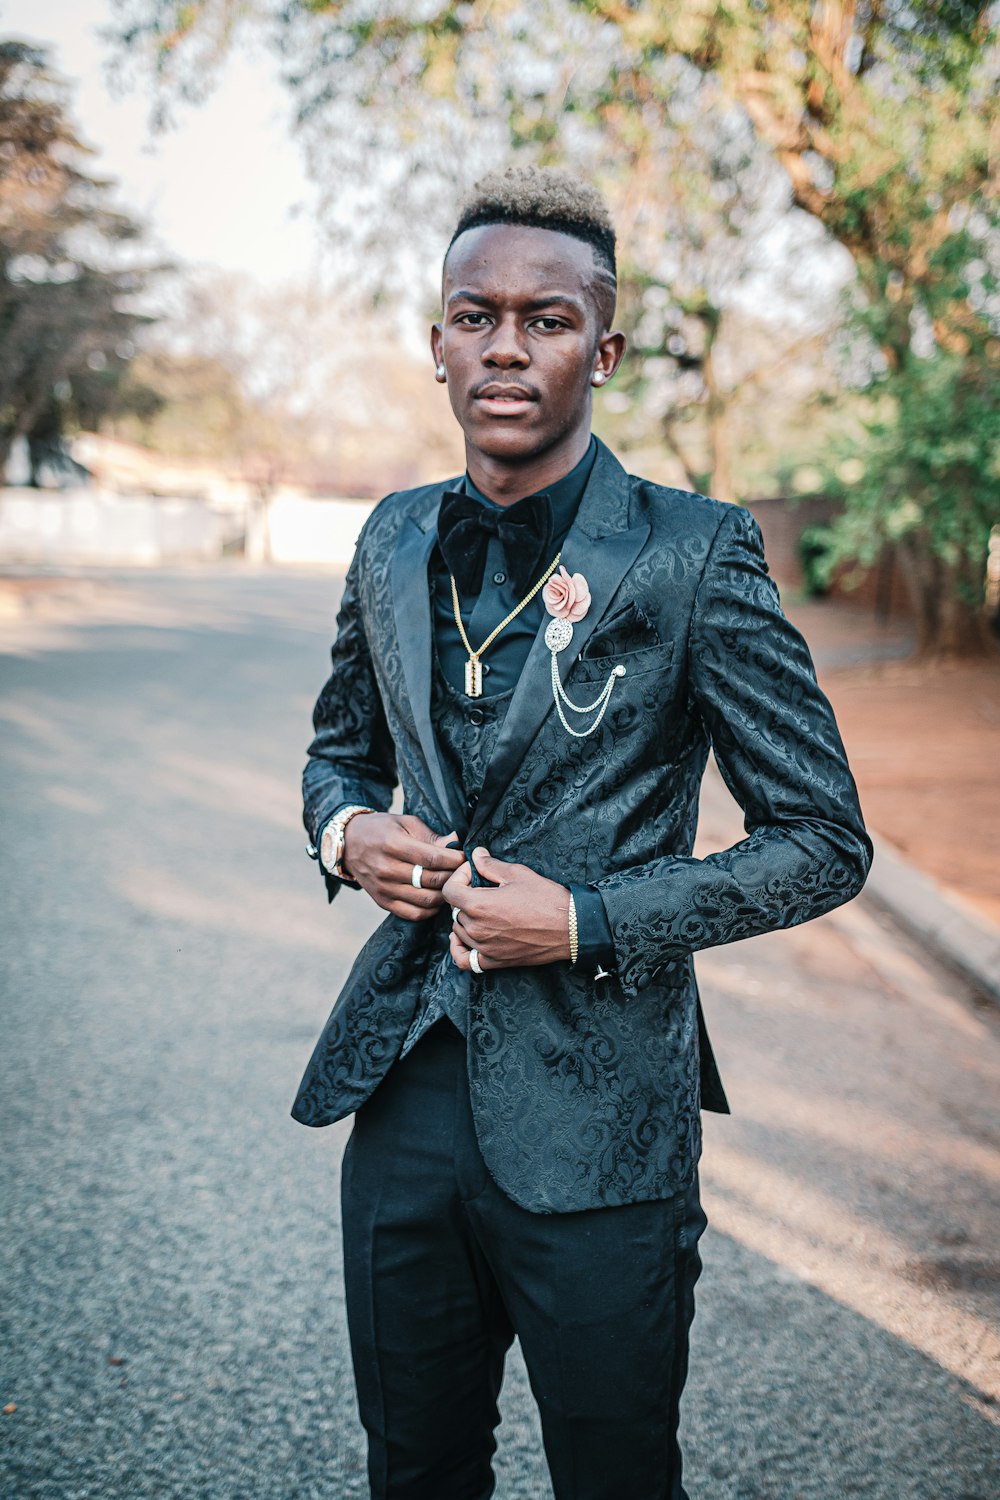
[534,318,565,331]
[457,312,490,325]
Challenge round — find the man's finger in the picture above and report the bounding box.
[470,847,516,885]
[386,850,462,894]
[414,842,468,872]
[452,907,473,938]
[390,899,439,922]
[380,843,462,888]
[453,909,484,943]
[386,830,464,870]
[442,861,473,904]
[386,883,441,910]
[449,929,474,969]
[449,929,504,971]
[397,814,439,841]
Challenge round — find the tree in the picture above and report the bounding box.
[113,269,465,504]
[813,346,1000,655]
[581,0,1000,654]
[110,3,843,501]
[595,82,840,499]
[0,40,161,480]
[109,0,999,651]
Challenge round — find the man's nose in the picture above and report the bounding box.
[482,316,529,368]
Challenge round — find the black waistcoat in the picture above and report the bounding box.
[399,656,514,1055]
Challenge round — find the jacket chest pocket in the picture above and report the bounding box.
[570,638,676,684]
[564,639,689,751]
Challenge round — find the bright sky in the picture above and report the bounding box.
[0,0,323,284]
[1,0,851,338]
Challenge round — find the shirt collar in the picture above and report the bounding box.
[462,434,597,544]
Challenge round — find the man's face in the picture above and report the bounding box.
[432,223,619,467]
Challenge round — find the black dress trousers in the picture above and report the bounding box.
[340,1018,707,1500]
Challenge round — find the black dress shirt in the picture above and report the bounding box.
[431,437,597,697]
[431,437,615,975]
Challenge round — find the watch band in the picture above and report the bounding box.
[320,804,375,879]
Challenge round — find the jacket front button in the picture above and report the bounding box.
[468,708,485,726]
[466,795,478,813]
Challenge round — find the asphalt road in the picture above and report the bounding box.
[1,566,997,1500]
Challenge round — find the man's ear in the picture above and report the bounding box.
[592,329,627,387]
[430,322,446,382]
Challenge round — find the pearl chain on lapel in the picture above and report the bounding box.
[543,567,626,738]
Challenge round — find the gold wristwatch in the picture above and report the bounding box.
[319,805,375,880]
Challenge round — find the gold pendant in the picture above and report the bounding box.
[465,657,483,697]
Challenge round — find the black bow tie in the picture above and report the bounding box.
[437,488,553,598]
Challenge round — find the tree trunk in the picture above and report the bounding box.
[659,417,702,494]
[703,354,732,502]
[895,534,994,659]
[0,427,14,483]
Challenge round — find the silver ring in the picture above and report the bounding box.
[469,948,484,976]
[451,906,461,923]
[411,864,424,889]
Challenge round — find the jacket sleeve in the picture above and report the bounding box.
[593,502,873,995]
[303,529,398,901]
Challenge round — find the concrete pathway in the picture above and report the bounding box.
[1,567,997,1499]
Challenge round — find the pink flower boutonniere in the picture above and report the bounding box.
[543,563,625,738]
[543,564,591,657]
[543,565,591,624]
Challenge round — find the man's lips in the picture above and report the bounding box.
[472,384,538,417]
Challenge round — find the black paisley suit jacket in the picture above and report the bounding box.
[292,438,872,1213]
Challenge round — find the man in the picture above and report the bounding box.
[293,166,871,1500]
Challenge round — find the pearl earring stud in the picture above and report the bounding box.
[436,364,446,380]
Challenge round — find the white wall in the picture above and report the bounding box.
[258,495,377,567]
[0,488,227,565]
[0,487,379,568]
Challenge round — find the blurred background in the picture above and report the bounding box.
[1,4,998,1498]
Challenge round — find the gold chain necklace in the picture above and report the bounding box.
[450,552,561,697]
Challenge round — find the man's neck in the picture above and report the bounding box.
[465,426,593,507]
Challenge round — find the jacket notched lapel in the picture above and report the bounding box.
[468,442,649,842]
[390,510,464,831]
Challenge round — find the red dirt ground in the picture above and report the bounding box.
[788,601,1000,930]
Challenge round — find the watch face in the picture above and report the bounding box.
[320,823,338,870]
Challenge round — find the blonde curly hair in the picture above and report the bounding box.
[448,165,617,308]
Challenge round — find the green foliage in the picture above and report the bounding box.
[796,528,831,599]
[0,40,163,476]
[815,350,1000,598]
[113,347,245,458]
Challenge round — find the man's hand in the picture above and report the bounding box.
[344,813,466,921]
[443,848,572,971]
